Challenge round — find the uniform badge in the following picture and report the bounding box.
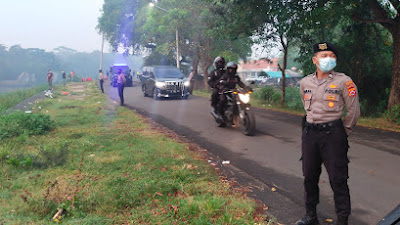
[328,102,335,108]
[329,84,337,88]
[304,94,309,100]
[327,95,336,101]
[319,43,328,50]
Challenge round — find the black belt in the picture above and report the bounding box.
[305,119,342,131]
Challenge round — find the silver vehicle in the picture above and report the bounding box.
[141,66,190,100]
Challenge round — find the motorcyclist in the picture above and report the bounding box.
[208,56,226,113]
[217,61,252,118]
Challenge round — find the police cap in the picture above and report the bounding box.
[313,42,338,57]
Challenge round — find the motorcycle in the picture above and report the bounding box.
[211,88,256,136]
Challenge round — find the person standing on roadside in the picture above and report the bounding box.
[62,70,66,86]
[99,69,104,93]
[117,69,126,106]
[47,69,54,90]
[188,69,195,94]
[296,42,360,225]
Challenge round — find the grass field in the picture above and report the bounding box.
[0,85,48,114]
[0,83,269,224]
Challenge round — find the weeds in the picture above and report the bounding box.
[0,111,54,140]
[0,85,47,113]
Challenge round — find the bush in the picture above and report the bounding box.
[254,86,281,103]
[0,112,54,140]
[285,87,303,110]
[387,104,400,124]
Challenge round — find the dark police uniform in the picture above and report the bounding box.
[117,73,126,106]
[217,71,247,117]
[297,43,360,225]
[208,68,225,110]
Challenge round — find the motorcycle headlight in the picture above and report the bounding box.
[155,82,165,88]
[238,93,250,104]
[184,81,190,86]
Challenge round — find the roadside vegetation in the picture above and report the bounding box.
[0,85,47,114]
[193,87,400,132]
[0,83,268,224]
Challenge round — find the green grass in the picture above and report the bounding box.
[0,82,268,224]
[0,85,48,114]
[193,88,400,132]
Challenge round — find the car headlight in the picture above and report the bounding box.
[155,82,165,88]
[184,81,190,86]
[238,93,250,104]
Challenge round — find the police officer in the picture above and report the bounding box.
[217,61,251,118]
[116,69,126,106]
[296,42,360,225]
[99,69,104,93]
[208,56,226,113]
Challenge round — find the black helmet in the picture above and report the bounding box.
[214,56,225,69]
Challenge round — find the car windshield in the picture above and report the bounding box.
[112,66,129,75]
[154,68,184,79]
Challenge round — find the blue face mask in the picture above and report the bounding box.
[318,57,337,73]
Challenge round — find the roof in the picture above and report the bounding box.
[239,58,280,70]
[265,71,302,78]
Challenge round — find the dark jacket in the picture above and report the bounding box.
[207,69,225,88]
[218,72,247,91]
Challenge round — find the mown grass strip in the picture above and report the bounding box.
[0,85,48,113]
[0,82,267,224]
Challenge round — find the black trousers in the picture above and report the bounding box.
[217,93,227,116]
[117,83,124,105]
[301,120,351,217]
[100,80,104,93]
[211,88,219,109]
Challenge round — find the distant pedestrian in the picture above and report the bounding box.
[296,42,360,225]
[99,69,104,93]
[117,69,126,106]
[47,69,54,90]
[188,69,195,94]
[62,70,66,86]
[81,77,85,82]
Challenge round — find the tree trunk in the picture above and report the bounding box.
[279,37,288,107]
[199,37,214,91]
[192,46,200,90]
[201,59,213,91]
[388,24,400,110]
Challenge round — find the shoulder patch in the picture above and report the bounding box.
[344,79,357,97]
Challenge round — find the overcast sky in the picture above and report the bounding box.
[0,0,105,53]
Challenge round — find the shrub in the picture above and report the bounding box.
[387,104,400,124]
[285,87,303,110]
[254,86,281,103]
[0,112,54,140]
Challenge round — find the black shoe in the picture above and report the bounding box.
[336,216,348,225]
[294,214,319,225]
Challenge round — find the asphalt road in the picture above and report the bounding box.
[105,83,400,225]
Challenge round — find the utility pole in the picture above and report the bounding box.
[176,29,180,69]
[100,35,104,70]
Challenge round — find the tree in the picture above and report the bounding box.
[212,0,309,105]
[98,0,252,90]
[353,0,400,110]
